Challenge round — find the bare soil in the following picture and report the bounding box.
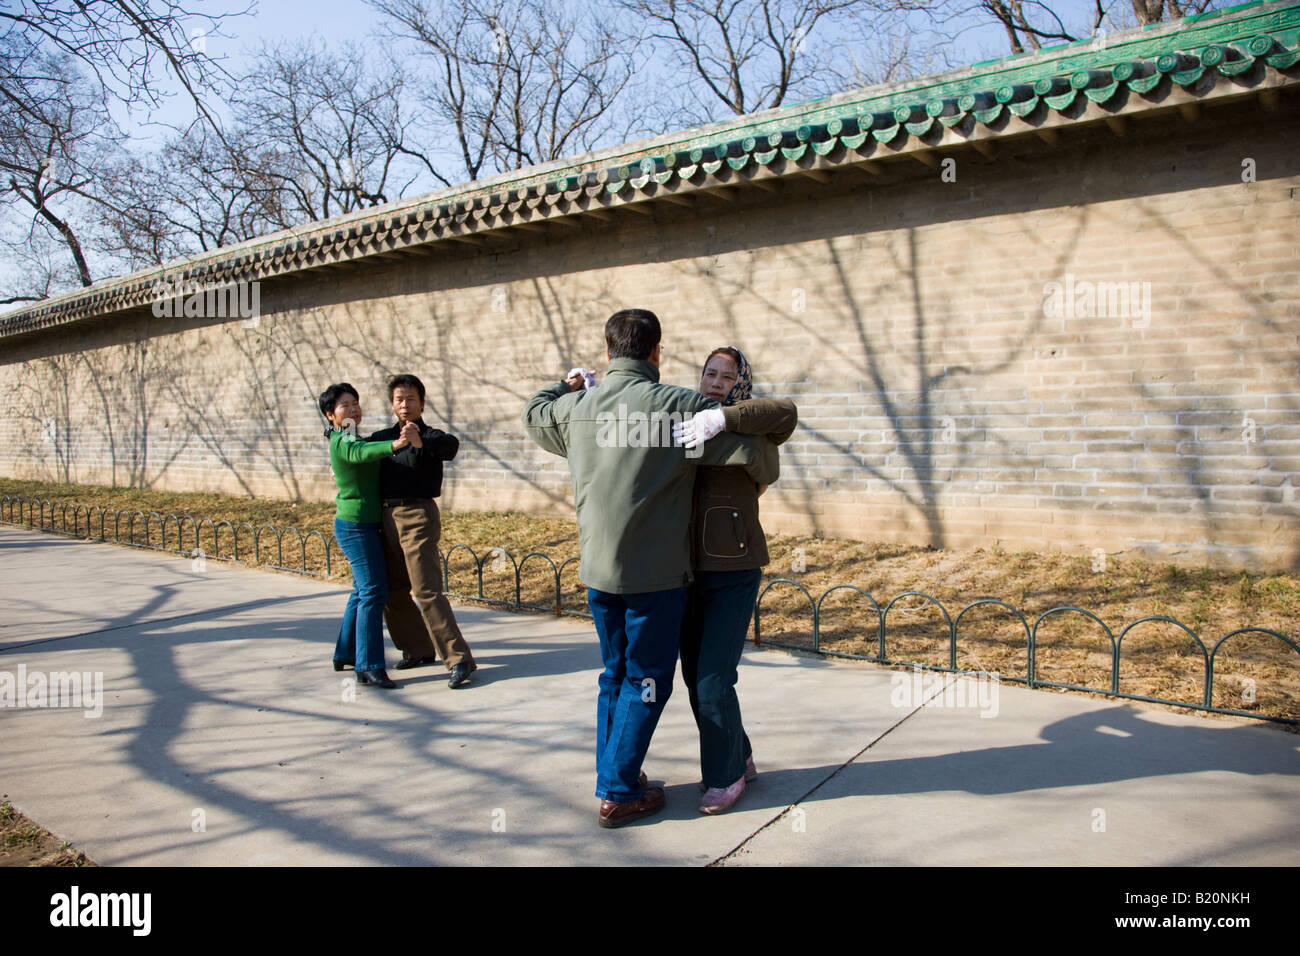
[0,800,95,867]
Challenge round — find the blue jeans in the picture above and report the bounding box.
[588,586,688,802]
[680,568,762,788]
[333,518,388,673]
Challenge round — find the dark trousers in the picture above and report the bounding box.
[680,568,761,789]
[588,586,687,802]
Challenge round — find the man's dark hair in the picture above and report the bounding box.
[317,382,359,419]
[605,309,661,360]
[387,373,426,402]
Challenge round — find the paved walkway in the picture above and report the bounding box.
[1,525,1296,866]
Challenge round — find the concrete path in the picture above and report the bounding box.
[1,525,1297,866]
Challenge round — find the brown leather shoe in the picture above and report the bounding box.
[598,786,666,829]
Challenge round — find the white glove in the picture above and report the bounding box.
[673,408,726,449]
[566,367,597,390]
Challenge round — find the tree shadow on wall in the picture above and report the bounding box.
[672,218,1087,547]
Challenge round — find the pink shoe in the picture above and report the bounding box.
[699,776,746,815]
[698,757,759,792]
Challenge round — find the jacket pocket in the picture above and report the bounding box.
[702,505,748,559]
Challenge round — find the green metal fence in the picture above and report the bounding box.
[4,493,1296,725]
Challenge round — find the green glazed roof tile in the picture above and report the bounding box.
[1127,72,1164,93]
[1008,97,1042,116]
[1171,64,1209,84]
[1084,80,1122,102]
[1200,43,1232,64]
[1217,54,1258,72]
[1248,33,1279,53]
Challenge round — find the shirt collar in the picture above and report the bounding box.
[604,357,660,383]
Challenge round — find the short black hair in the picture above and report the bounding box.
[605,309,661,360]
[318,382,359,419]
[387,374,426,402]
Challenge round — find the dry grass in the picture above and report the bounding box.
[0,800,95,867]
[2,477,1297,721]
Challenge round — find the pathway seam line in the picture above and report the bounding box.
[708,673,959,866]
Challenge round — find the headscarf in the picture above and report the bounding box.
[705,346,752,406]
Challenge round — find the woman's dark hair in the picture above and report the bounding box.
[605,309,661,360]
[318,382,359,419]
[703,347,743,377]
[387,374,426,401]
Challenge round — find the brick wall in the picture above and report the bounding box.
[3,103,1297,568]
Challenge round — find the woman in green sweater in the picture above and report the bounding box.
[319,382,417,689]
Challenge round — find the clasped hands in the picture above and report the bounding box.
[392,420,423,450]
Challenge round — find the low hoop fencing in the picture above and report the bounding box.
[0,494,334,577]
[4,493,1296,724]
[755,578,1298,725]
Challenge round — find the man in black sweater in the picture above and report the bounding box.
[368,374,477,688]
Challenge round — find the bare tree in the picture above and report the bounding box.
[96,125,295,268]
[936,0,1230,55]
[0,45,123,291]
[370,0,639,181]
[0,1,249,302]
[827,11,953,89]
[618,0,903,121]
[0,0,248,128]
[231,38,430,222]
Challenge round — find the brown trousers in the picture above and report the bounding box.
[381,500,473,669]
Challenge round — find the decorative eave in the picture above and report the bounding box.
[3,0,1298,342]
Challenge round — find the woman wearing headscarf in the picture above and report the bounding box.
[319,382,417,689]
[679,347,797,814]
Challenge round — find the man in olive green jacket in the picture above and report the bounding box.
[522,309,777,828]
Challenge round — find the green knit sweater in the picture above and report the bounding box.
[328,430,395,523]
